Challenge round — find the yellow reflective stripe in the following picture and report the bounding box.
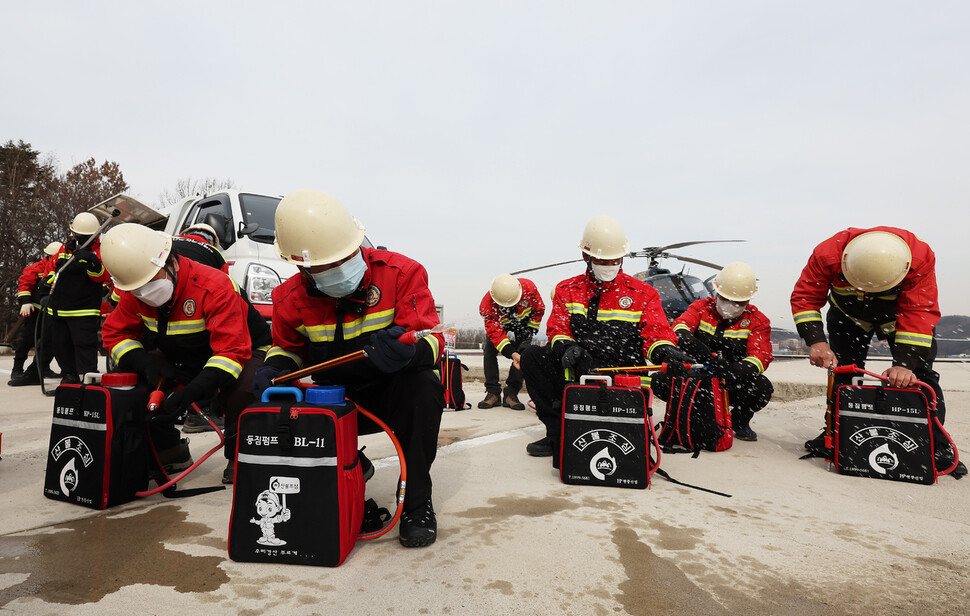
[564,302,587,316]
[792,310,822,325]
[639,375,652,388]
[721,329,751,339]
[340,310,396,340]
[205,355,243,378]
[46,307,101,317]
[110,288,121,303]
[422,334,441,359]
[87,263,105,277]
[298,323,332,342]
[110,339,144,365]
[551,334,575,346]
[596,309,642,323]
[528,318,541,328]
[17,291,31,298]
[697,321,717,336]
[894,331,933,348]
[497,339,511,353]
[265,346,304,368]
[165,319,207,335]
[648,340,674,362]
[141,315,158,332]
[743,356,765,374]
[255,344,271,354]
[672,323,692,334]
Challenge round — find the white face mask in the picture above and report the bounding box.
[132,278,174,307]
[309,250,367,298]
[591,263,621,282]
[715,296,747,320]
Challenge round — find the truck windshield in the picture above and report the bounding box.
[239,193,282,244]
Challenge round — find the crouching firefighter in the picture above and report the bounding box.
[651,262,774,441]
[253,188,445,548]
[99,223,263,484]
[520,215,691,465]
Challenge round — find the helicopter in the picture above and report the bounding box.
[511,240,745,323]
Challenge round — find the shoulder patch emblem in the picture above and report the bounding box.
[739,318,750,328]
[518,299,530,310]
[182,298,196,317]
[366,284,382,307]
[618,296,634,309]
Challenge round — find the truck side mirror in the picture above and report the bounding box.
[237,222,259,237]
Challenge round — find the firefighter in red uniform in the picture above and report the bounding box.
[477,274,545,410]
[45,213,113,384]
[652,262,774,441]
[8,242,61,386]
[520,215,691,463]
[253,188,445,548]
[791,227,965,476]
[100,223,258,481]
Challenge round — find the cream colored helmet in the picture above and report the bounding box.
[579,215,629,260]
[100,223,173,291]
[44,241,63,256]
[70,212,100,235]
[490,274,522,307]
[274,188,365,267]
[714,262,758,302]
[841,231,912,293]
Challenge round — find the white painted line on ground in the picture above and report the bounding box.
[371,424,544,468]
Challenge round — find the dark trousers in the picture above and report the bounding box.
[520,345,567,447]
[51,315,100,376]
[651,372,773,427]
[483,339,523,396]
[346,368,444,511]
[826,309,952,453]
[14,311,56,369]
[826,309,946,422]
[221,350,264,461]
[146,350,264,460]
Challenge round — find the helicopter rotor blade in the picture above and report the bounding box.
[663,253,725,271]
[628,239,745,258]
[510,258,584,275]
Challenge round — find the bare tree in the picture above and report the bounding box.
[157,177,236,208]
[0,144,129,341]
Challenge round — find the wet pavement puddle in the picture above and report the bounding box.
[0,505,227,607]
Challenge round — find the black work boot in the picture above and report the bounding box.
[526,436,554,457]
[9,362,40,386]
[399,498,437,547]
[502,387,526,410]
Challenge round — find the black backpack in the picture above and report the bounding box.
[437,353,471,410]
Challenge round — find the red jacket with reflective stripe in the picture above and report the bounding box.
[546,269,677,367]
[266,247,444,383]
[479,277,545,356]
[17,256,54,304]
[102,257,252,379]
[790,226,939,368]
[673,297,773,374]
[45,240,113,318]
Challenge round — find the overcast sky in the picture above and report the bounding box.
[5,2,969,330]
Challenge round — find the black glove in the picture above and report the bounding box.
[163,370,222,418]
[65,237,78,252]
[254,364,287,398]
[707,355,731,380]
[121,350,175,386]
[74,249,102,274]
[364,325,416,373]
[560,343,586,369]
[677,331,711,360]
[724,361,757,383]
[655,345,693,377]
